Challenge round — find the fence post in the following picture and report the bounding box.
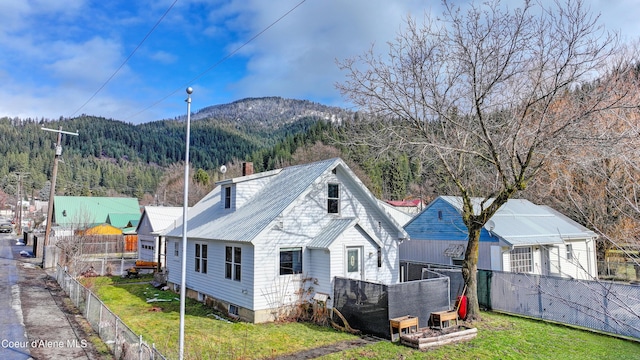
[86,291,91,320]
[139,334,143,360]
[115,318,119,359]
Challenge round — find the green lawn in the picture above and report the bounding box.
[84,276,640,360]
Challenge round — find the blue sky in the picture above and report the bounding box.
[0,0,638,124]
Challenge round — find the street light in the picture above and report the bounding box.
[179,86,193,360]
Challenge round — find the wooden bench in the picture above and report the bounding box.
[389,315,419,342]
[430,310,458,329]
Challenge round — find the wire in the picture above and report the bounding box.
[70,0,179,118]
[124,0,307,121]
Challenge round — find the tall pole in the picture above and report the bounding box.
[42,126,78,264]
[179,86,193,360]
[16,172,29,236]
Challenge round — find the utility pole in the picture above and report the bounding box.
[15,172,29,236]
[41,126,78,264]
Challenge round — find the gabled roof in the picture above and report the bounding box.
[378,200,414,226]
[307,218,383,250]
[165,158,408,242]
[53,196,140,228]
[137,206,183,234]
[435,196,596,246]
[386,199,422,207]
[106,213,141,229]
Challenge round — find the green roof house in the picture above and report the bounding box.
[106,213,142,229]
[53,196,140,229]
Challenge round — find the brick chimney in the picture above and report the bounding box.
[242,162,254,176]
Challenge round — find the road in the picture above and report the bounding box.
[0,234,31,359]
[0,235,111,360]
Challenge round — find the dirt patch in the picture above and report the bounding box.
[273,335,380,359]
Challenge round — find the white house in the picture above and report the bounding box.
[164,158,408,323]
[402,196,598,280]
[136,206,183,268]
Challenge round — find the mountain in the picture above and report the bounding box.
[0,97,351,202]
[189,97,351,128]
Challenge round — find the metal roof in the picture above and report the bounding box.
[138,206,183,234]
[307,218,358,249]
[106,213,141,228]
[165,158,409,243]
[439,196,596,246]
[53,196,140,228]
[165,158,344,242]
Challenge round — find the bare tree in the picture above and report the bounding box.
[337,0,637,319]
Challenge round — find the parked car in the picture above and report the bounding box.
[0,222,13,233]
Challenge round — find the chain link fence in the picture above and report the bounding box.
[55,265,167,360]
[402,261,640,339]
[479,270,640,339]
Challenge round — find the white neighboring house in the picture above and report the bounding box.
[136,206,183,268]
[402,196,598,280]
[164,158,408,323]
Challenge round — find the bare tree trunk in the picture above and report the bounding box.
[462,227,481,320]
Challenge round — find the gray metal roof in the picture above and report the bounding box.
[165,158,344,242]
[307,218,358,249]
[440,196,596,246]
[139,206,183,234]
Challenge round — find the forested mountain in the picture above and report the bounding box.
[0,97,354,205]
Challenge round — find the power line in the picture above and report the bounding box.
[70,0,179,118]
[124,0,307,121]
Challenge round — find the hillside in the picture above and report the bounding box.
[0,97,350,204]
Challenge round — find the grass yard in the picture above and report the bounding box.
[84,276,640,360]
[83,275,357,359]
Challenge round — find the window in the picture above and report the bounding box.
[195,243,207,273]
[510,247,533,273]
[224,186,232,209]
[328,183,340,214]
[229,304,239,317]
[174,241,179,257]
[438,210,443,220]
[566,244,573,260]
[280,247,302,275]
[225,246,241,281]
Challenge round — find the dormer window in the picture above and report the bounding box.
[328,183,340,214]
[224,186,232,209]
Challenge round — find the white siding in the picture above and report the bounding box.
[558,240,597,280]
[309,248,331,296]
[166,238,181,284]
[138,234,156,261]
[250,168,401,311]
[166,238,255,310]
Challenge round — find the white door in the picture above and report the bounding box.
[345,246,363,280]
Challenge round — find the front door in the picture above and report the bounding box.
[345,246,363,280]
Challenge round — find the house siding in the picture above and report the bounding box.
[250,168,400,312]
[137,215,155,262]
[167,158,405,323]
[166,239,255,315]
[401,198,496,268]
[400,239,494,269]
[309,248,331,300]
